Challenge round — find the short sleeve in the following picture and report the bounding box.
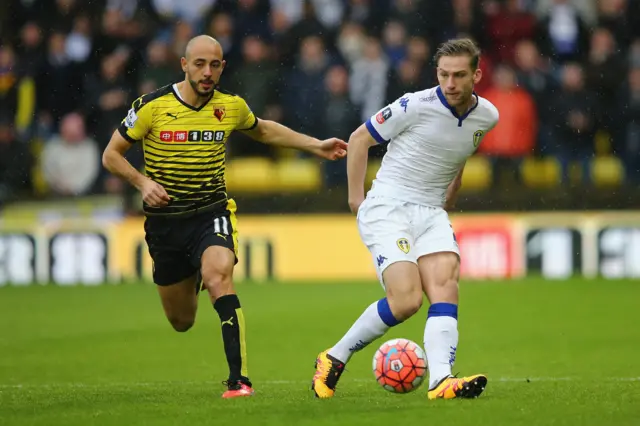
[365,93,419,144]
[117,97,153,143]
[235,96,258,131]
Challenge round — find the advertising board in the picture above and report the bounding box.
[1,212,639,285]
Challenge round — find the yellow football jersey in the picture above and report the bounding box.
[118,83,257,216]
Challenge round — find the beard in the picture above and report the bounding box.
[188,76,215,97]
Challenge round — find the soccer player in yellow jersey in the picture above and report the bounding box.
[102,35,347,398]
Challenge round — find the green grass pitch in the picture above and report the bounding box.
[1,278,639,425]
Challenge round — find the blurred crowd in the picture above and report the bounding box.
[0,0,639,204]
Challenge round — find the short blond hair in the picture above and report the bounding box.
[434,38,481,70]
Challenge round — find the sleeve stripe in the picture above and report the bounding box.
[365,119,388,144]
[117,125,140,144]
[238,116,258,131]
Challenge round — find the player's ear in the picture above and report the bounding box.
[473,67,482,85]
[221,59,226,73]
[180,57,188,73]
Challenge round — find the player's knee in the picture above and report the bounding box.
[168,316,195,332]
[388,288,423,321]
[202,269,233,297]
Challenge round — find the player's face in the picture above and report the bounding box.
[182,45,226,97]
[436,55,482,108]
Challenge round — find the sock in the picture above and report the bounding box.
[328,298,401,363]
[213,294,249,383]
[424,303,459,389]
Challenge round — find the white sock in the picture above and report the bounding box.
[328,298,400,363]
[424,303,459,389]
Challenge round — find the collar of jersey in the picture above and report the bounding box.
[436,86,479,127]
[171,84,214,111]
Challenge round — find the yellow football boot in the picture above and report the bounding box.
[427,374,488,400]
[311,350,345,399]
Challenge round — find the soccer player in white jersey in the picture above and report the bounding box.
[312,38,499,400]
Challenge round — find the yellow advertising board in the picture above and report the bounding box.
[1,211,640,285]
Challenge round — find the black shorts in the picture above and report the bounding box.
[144,199,239,286]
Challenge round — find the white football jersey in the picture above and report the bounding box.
[364,86,499,207]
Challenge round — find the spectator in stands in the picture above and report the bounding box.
[65,14,94,68]
[548,63,598,185]
[273,0,327,69]
[322,65,359,187]
[227,35,280,158]
[335,21,366,65]
[283,35,330,138]
[534,0,597,26]
[389,0,427,38]
[234,0,272,42]
[479,64,538,186]
[596,0,631,49]
[584,27,626,131]
[38,31,83,128]
[349,36,388,123]
[535,0,590,64]
[207,13,239,65]
[405,36,437,86]
[83,53,133,148]
[41,112,99,196]
[513,39,557,152]
[382,20,407,70]
[16,21,44,78]
[139,39,178,91]
[3,0,639,202]
[0,45,17,122]
[386,58,423,103]
[0,117,31,205]
[151,0,217,32]
[270,0,344,31]
[615,67,640,183]
[442,0,486,46]
[486,0,536,65]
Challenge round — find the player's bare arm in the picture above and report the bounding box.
[346,123,377,214]
[102,130,170,207]
[443,163,466,211]
[241,119,347,161]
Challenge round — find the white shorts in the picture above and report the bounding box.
[356,196,460,287]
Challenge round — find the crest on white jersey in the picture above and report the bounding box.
[473,130,485,147]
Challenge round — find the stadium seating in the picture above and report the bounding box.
[226,158,322,193]
[520,156,562,189]
[274,159,322,192]
[459,155,492,191]
[226,157,276,193]
[590,155,625,187]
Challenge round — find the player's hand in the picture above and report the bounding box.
[140,178,170,207]
[314,138,348,160]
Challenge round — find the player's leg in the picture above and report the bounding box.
[415,208,487,400]
[191,200,253,398]
[156,273,200,331]
[312,198,423,398]
[312,262,423,399]
[145,216,201,332]
[328,261,422,363]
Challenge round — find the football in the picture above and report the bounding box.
[372,338,427,393]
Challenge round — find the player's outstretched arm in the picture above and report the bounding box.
[347,123,377,214]
[443,163,466,212]
[241,119,347,160]
[102,130,170,207]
